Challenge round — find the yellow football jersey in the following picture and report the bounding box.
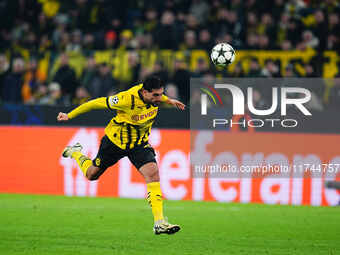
[105,84,168,149]
[67,84,168,150]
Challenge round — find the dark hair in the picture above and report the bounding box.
[143,76,163,92]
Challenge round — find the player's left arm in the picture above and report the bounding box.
[162,95,186,110]
[57,92,129,122]
[57,97,108,121]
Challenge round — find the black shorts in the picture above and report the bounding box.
[92,135,157,171]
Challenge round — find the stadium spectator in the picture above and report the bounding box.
[251,89,268,110]
[0,0,340,107]
[35,12,53,39]
[53,53,78,99]
[104,30,117,50]
[258,14,276,42]
[328,79,340,109]
[305,91,324,112]
[180,30,198,50]
[185,14,200,34]
[39,35,52,52]
[277,14,291,47]
[0,55,10,101]
[272,0,285,20]
[22,58,45,103]
[143,61,169,85]
[72,86,91,105]
[125,52,141,88]
[137,33,155,50]
[304,63,317,77]
[189,0,210,25]
[189,87,202,108]
[171,58,190,104]
[214,8,237,39]
[143,8,158,34]
[198,29,214,52]
[285,0,306,17]
[155,11,179,50]
[52,14,69,51]
[313,10,327,50]
[231,63,245,77]
[81,57,97,89]
[286,18,302,46]
[280,40,293,50]
[165,83,179,100]
[258,34,270,50]
[86,63,116,98]
[245,33,259,50]
[39,82,67,106]
[82,33,95,55]
[22,31,38,56]
[66,30,83,53]
[71,0,92,32]
[2,58,25,103]
[327,13,340,50]
[118,30,134,50]
[297,30,319,50]
[194,57,211,77]
[248,58,262,77]
[261,60,281,77]
[0,0,339,55]
[245,12,258,38]
[284,64,297,77]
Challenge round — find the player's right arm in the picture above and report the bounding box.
[57,93,128,122]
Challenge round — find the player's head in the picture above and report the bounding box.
[141,76,164,105]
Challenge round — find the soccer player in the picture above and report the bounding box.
[57,76,185,235]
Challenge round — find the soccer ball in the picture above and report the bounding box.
[210,43,236,67]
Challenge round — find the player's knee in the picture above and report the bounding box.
[139,162,160,182]
[86,167,100,181]
[147,167,159,182]
[87,173,98,181]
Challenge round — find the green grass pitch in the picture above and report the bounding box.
[0,194,339,255]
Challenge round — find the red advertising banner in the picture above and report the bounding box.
[0,126,339,206]
[191,131,340,206]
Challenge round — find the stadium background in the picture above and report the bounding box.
[1,1,340,254]
[1,0,340,207]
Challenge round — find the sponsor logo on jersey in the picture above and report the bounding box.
[131,109,158,121]
[131,115,139,121]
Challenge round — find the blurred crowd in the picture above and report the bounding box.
[1,0,340,109]
[1,0,340,52]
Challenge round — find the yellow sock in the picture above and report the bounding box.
[146,182,164,223]
[71,151,92,177]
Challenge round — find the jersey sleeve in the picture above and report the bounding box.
[161,94,169,102]
[106,92,129,111]
[67,97,108,119]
